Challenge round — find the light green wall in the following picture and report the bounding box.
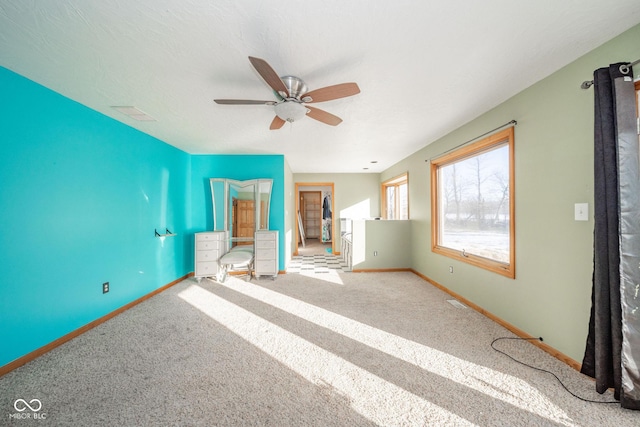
[381,23,640,362]
[291,173,381,256]
[293,173,381,219]
[351,220,411,270]
[290,174,413,269]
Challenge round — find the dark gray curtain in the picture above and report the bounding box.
[581,63,640,410]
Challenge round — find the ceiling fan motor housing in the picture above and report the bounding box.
[280,75,308,99]
[273,75,310,122]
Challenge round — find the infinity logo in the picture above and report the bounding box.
[14,398,42,412]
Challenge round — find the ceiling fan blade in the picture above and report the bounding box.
[270,116,286,130]
[303,82,360,103]
[305,106,343,126]
[214,99,276,105]
[248,56,289,97]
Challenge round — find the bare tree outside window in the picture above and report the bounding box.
[438,144,509,262]
[382,173,409,220]
[386,186,396,219]
[431,128,515,278]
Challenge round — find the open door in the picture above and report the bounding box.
[294,182,335,256]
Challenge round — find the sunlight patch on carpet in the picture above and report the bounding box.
[298,269,344,285]
[213,279,577,427]
[179,284,471,426]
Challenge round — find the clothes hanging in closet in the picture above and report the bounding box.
[322,195,332,219]
[322,194,332,242]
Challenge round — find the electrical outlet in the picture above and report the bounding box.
[102,282,109,294]
[449,266,454,273]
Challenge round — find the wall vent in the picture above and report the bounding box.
[111,106,156,121]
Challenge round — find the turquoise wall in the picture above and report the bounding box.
[189,154,286,270]
[0,67,190,367]
[0,67,287,368]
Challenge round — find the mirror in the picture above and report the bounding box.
[228,180,256,242]
[210,178,273,243]
[257,180,272,230]
[211,179,226,231]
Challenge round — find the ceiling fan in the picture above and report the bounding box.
[214,56,360,130]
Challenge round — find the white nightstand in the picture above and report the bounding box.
[194,231,227,281]
[254,230,278,279]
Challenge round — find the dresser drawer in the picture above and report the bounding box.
[256,232,276,241]
[255,260,277,273]
[255,240,275,249]
[197,249,220,262]
[196,261,219,276]
[197,241,219,251]
[256,248,275,259]
[196,233,220,242]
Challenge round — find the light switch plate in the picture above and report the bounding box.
[575,203,589,221]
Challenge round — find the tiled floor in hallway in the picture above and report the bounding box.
[287,254,351,274]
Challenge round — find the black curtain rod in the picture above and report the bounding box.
[581,59,639,89]
[425,120,517,162]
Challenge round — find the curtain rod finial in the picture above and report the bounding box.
[581,80,594,90]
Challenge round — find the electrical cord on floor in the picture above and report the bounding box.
[491,336,618,404]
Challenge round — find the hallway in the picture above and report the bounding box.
[297,237,332,256]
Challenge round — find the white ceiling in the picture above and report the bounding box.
[2,1,640,173]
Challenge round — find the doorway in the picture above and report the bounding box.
[295,183,335,256]
[300,191,322,240]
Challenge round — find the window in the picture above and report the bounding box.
[382,173,409,219]
[431,127,515,278]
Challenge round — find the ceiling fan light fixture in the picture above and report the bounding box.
[275,101,308,123]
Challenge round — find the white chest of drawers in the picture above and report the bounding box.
[254,230,278,279]
[194,231,227,281]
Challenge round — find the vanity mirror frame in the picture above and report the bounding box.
[210,178,273,244]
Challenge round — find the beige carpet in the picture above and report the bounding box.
[1,271,635,426]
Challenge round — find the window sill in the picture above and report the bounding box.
[432,245,515,279]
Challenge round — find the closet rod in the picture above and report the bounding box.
[581,58,640,89]
[425,120,517,163]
